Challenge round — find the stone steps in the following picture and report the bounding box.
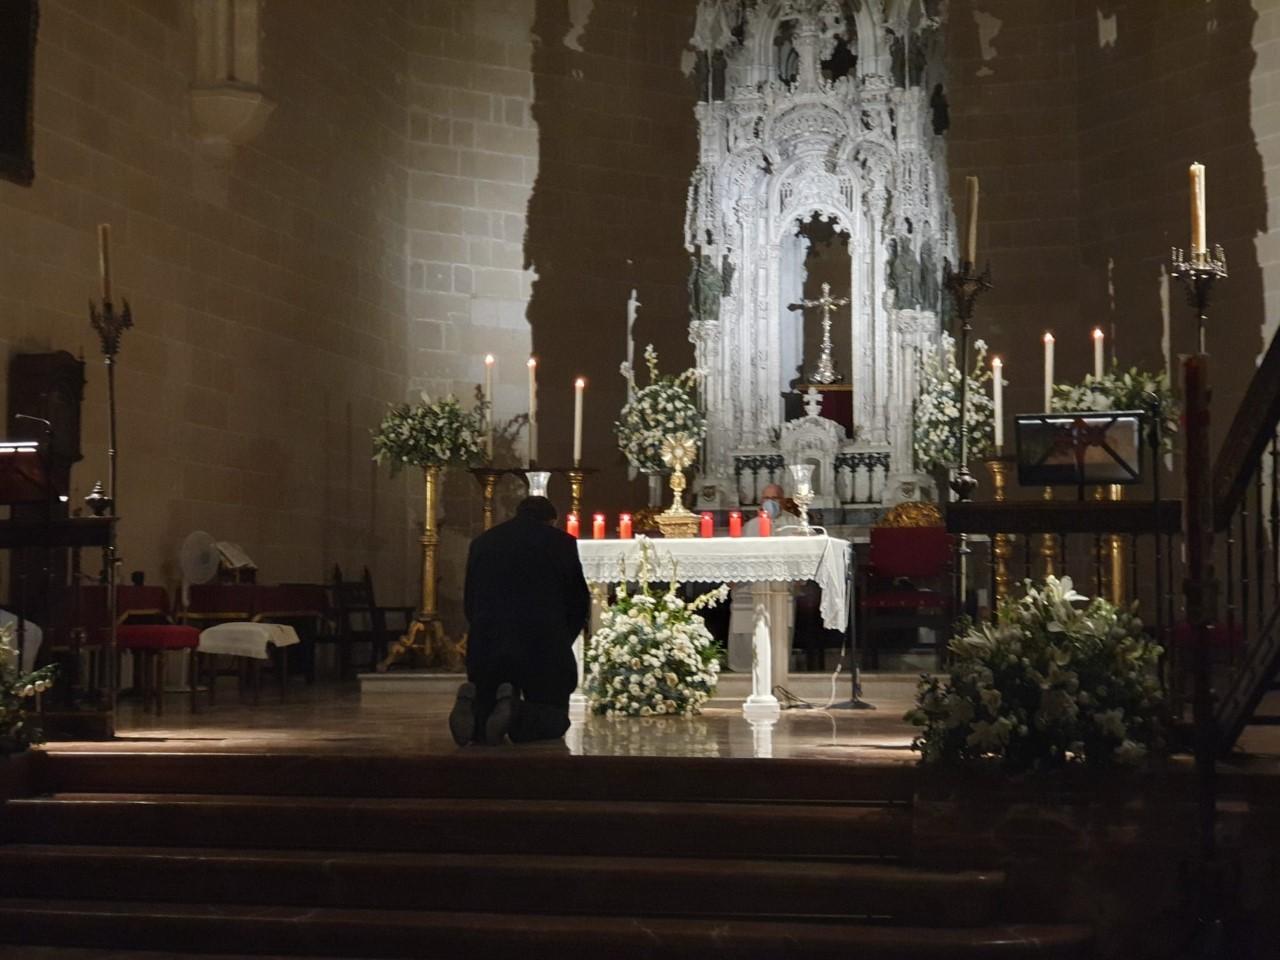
[3,793,910,860]
[0,750,1096,958]
[0,845,1003,926]
[0,899,1095,960]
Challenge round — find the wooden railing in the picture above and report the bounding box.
[1207,328,1280,750]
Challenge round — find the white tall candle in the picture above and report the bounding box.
[1043,332,1055,411]
[97,223,112,302]
[573,378,585,467]
[527,356,538,467]
[965,176,980,265]
[1190,162,1207,259]
[1092,327,1104,379]
[992,356,1004,449]
[483,354,495,459]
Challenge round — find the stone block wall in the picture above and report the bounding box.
[0,0,416,603]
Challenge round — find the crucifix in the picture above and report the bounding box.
[789,281,850,384]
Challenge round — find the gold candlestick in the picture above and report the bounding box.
[984,455,1013,602]
[566,468,585,521]
[379,464,457,671]
[1109,483,1126,605]
[470,466,505,531]
[1093,485,1111,600]
[1039,486,1058,578]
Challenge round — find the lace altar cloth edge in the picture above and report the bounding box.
[577,534,851,630]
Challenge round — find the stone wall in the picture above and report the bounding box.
[0,0,417,603]
[945,0,1279,466]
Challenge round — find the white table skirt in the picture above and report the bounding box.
[198,622,300,660]
[576,534,851,630]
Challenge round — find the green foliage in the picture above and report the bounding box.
[906,576,1165,771]
[1051,365,1179,457]
[1,623,55,755]
[372,392,486,472]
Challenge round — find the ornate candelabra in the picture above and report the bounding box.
[942,258,993,505]
[943,258,993,605]
[983,454,1013,602]
[1171,244,1228,354]
[89,294,131,711]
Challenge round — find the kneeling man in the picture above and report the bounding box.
[452,496,590,745]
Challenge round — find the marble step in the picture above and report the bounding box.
[6,794,911,860]
[0,845,1004,926]
[35,751,917,804]
[0,898,1096,960]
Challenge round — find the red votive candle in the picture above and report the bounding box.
[592,513,606,540]
[728,511,742,537]
[700,511,713,538]
[758,510,772,537]
[618,513,633,539]
[566,513,580,538]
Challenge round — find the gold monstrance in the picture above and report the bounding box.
[653,433,700,539]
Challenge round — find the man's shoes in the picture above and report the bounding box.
[448,682,477,746]
[484,683,518,745]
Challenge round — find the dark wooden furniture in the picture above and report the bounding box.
[329,566,414,678]
[253,583,327,685]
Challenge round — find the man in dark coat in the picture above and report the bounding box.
[451,496,590,745]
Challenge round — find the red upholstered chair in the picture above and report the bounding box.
[858,505,954,671]
[116,585,199,715]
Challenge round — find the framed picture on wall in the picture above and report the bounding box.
[0,0,38,186]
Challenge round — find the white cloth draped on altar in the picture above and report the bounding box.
[576,534,850,630]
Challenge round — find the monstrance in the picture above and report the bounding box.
[653,433,700,539]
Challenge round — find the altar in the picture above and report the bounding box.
[575,534,852,719]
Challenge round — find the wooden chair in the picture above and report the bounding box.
[115,585,200,714]
[180,583,258,704]
[858,502,954,671]
[329,566,414,677]
[253,583,327,685]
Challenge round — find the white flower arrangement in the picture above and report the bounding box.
[912,332,995,474]
[585,538,725,717]
[616,345,705,473]
[1,622,55,754]
[906,576,1165,771]
[1051,365,1179,458]
[372,391,486,471]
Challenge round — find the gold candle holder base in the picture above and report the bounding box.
[1039,485,1058,578]
[470,466,506,531]
[654,508,700,539]
[984,455,1013,602]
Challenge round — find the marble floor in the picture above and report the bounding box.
[43,678,924,763]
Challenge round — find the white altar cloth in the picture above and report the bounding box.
[198,622,300,660]
[576,535,852,719]
[576,535,850,630]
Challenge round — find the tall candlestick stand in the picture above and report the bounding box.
[1171,244,1227,354]
[379,464,457,671]
[1108,484,1126,605]
[1039,486,1058,577]
[983,454,1013,603]
[943,258,993,609]
[1174,241,1229,958]
[565,467,588,521]
[470,466,506,531]
[89,296,132,715]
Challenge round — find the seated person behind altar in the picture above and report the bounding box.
[743,483,799,535]
[452,495,590,746]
